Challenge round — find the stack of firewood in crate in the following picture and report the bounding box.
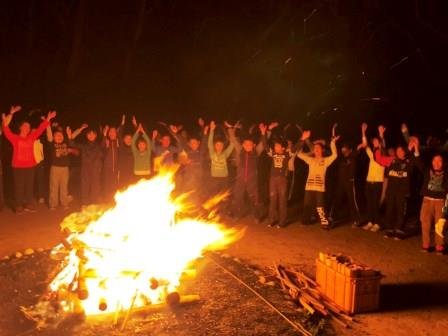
[275,253,382,328]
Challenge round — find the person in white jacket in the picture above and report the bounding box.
[297,129,338,229]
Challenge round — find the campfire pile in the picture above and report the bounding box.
[274,264,355,329]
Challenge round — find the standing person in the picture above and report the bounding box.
[47,126,75,210]
[177,131,207,198]
[416,153,447,254]
[359,123,386,232]
[70,124,103,207]
[375,138,420,240]
[131,123,152,179]
[102,120,121,201]
[267,139,293,228]
[153,124,181,172]
[2,107,56,214]
[329,141,361,227]
[228,122,267,222]
[297,129,338,229]
[207,121,234,196]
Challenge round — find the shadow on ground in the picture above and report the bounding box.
[380,282,448,312]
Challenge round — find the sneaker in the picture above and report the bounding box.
[370,224,381,232]
[24,205,37,213]
[393,229,406,240]
[15,206,24,215]
[363,222,373,231]
[435,245,445,256]
[352,221,361,228]
[275,224,284,229]
[267,222,275,228]
[49,207,56,211]
[421,245,430,253]
[383,229,395,239]
[38,198,45,204]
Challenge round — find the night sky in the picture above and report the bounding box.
[1,0,448,138]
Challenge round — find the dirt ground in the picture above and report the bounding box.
[1,204,448,336]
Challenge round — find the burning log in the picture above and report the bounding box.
[76,277,89,300]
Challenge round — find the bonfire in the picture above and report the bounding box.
[23,171,239,329]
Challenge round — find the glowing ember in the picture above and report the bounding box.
[49,171,239,316]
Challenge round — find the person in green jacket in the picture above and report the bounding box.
[132,123,152,179]
[207,121,234,196]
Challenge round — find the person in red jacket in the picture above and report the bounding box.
[2,106,56,214]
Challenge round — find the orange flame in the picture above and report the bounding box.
[49,171,240,315]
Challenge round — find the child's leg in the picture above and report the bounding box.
[60,167,70,207]
[278,176,288,226]
[24,168,35,206]
[49,166,58,208]
[268,176,279,223]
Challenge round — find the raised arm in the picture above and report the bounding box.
[401,123,410,144]
[296,130,313,165]
[324,136,339,167]
[227,125,241,154]
[378,125,387,149]
[208,121,216,156]
[30,110,56,141]
[72,123,89,140]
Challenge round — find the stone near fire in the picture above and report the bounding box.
[24,248,34,256]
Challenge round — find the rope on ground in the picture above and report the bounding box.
[207,254,312,336]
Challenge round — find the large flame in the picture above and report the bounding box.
[49,171,238,316]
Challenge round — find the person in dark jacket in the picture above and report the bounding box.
[228,123,267,222]
[267,138,293,228]
[71,124,103,207]
[375,138,420,240]
[415,153,447,254]
[118,133,135,189]
[102,124,120,201]
[329,142,361,227]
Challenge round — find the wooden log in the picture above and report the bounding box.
[299,297,315,315]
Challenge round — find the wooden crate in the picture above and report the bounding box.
[316,259,381,314]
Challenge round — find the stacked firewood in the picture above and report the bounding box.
[274,264,355,328]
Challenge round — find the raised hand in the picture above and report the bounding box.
[361,122,368,134]
[401,123,408,133]
[333,135,341,142]
[203,125,209,135]
[301,130,311,141]
[332,123,338,137]
[223,121,233,129]
[103,125,110,137]
[152,129,158,140]
[259,123,268,135]
[169,125,179,134]
[10,105,21,114]
[378,125,386,137]
[210,121,216,131]
[268,121,279,130]
[121,114,126,126]
[66,126,73,139]
[47,110,57,121]
[81,123,89,130]
[234,120,242,129]
[132,116,138,128]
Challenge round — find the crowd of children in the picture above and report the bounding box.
[1,106,447,255]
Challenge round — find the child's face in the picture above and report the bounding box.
[372,138,380,148]
[274,143,285,154]
[432,155,443,171]
[242,140,255,152]
[87,131,97,142]
[19,122,31,136]
[396,147,406,160]
[161,136,171,148]
[313,144,323,158]
[54,131,64,144]
[123,135,132,146]
[138,140,147,152]
[189,139,200,151]
[108,127,117,140]
[214,141,224,154]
